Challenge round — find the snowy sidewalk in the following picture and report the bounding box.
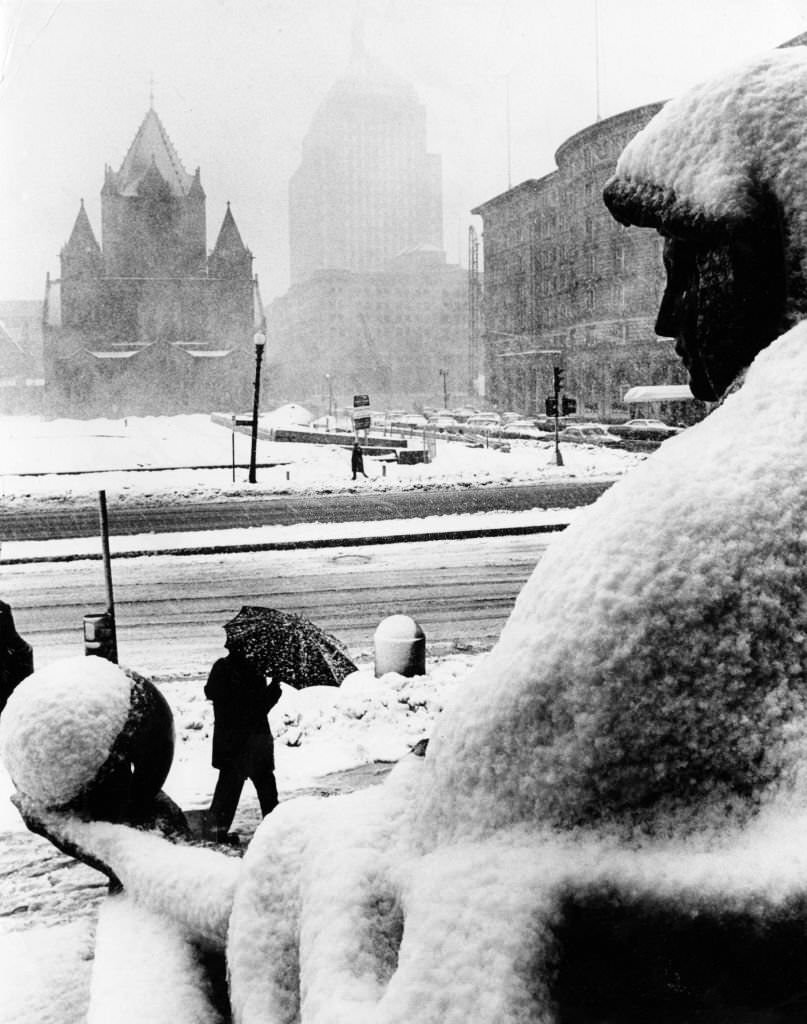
[1,506,580,563]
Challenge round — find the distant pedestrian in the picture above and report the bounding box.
[351,440,367,480]
[203,647,281,843]
[0,601,33,715]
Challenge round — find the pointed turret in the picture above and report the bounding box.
[60,199,102,280]
[188,167,206,200]
[208,203,252,277]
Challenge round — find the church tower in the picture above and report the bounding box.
[44,99,258,417]
[101,105,206,277]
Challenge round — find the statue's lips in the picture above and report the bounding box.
[674,337,692,366]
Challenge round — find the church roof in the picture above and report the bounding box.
[63,200,101,257]
[114,107,195,197]
[211,203,249,259]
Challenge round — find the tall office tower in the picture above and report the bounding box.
[289,33,443,284]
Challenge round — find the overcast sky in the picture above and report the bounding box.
[1,0,805,304]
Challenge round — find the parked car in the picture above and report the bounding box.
[464,412,502,431]
[391,413,429,429]
[500,419,553,440]
[450,406,479,423]
[623,418,679,432]
[610,418,682,441]
[558,423,623,446]
[430,414,459,432]
[500,411,524,425]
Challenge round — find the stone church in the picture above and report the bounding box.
[43,104,263,417]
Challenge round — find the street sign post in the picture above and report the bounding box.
[352,394,371,433]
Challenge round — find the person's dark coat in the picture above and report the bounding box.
[204,652,281,769]
[351,442,366,477]
[0,601,33,714]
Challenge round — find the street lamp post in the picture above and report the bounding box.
[439,368,449,408]
[248,331,266,484]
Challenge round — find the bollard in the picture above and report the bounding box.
[286,470,290,481]
[382,463,387,477]
[374,614,426,677]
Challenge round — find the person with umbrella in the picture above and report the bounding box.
[204,644,282,843]
[204,605,357,842]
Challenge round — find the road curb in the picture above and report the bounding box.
[1,521,570,565]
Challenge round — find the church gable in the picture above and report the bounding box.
[113,108,194,197]
[128,339,211,375]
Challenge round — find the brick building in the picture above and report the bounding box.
[472,103,690,419]
[43,105,263,417]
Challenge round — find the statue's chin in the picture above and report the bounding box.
[687,369,720,403]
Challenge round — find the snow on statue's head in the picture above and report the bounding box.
[603,47,807,401]
[0,656,175,823]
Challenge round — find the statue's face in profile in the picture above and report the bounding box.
[654,215,787,402]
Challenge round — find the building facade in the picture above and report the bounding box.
[271,36,470,411]
[0,301,43,413]
[289,36,442,284]
[472,103,690,419]
[266,246,468,411]
[43,105,263,417]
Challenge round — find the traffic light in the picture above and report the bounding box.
[561,396,577,415]
[553,366,564,393]
[545,396,558,417]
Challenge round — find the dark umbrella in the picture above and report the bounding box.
[223,605,357,689]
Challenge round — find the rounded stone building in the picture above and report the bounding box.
[472,102,690,420]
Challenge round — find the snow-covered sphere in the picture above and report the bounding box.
[0,656,174,817]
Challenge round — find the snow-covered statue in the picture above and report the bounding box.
[7,46,807,1022]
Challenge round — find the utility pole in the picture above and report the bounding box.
[439,368,449,409]
[83,490,118,662]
